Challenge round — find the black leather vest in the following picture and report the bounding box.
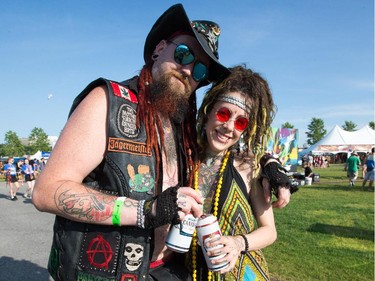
[48,77,166,281]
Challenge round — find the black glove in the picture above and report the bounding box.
[143,185,181,229]
[260,154,299,198]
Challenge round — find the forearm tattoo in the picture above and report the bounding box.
[55,182,116,222]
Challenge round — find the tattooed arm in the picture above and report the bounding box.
[32,86,139,226]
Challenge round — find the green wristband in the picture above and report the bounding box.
[112,197,126,226]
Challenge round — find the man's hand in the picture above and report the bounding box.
[143,186,204,229]
[262,178,291,208]
[260,154,298,208]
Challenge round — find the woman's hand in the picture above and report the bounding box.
[176,187,204,219]
[205,235,244,274]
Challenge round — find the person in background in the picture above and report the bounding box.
[16,159,24,185]
[33,158,39,177]
[361,152,369,179]
[362,147,374,191]
[32,4,228,281]
[346,151,361,187]
[304,162,315,178]
[191,65,297,281]
[22,158,35,198]
[39,157,47,172]
[3,157,20,201]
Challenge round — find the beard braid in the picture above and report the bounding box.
[149,72,192,123]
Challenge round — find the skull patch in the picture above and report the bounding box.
[124,243,144,271]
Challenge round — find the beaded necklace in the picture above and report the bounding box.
[192,150,231,281]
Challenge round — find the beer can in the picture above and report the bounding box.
[196,214,229,272]
[166,213,198,253]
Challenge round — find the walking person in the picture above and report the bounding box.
[22,158,35,198]
[362,147,374,191]
[16,159,24,185]
[2,157,20,200]
[346,151,361,187]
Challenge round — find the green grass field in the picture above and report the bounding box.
[264,164,374,281]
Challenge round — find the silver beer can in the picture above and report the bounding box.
[166,213,198,253]
[196,214,229,272]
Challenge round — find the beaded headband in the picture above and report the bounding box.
[216,96,251,114]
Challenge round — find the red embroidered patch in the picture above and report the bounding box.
[121,274,137,281]
[86,234,113,270]
[110,81,138,104]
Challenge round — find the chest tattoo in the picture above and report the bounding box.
[198,162,221,213]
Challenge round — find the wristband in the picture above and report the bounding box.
[112,197,126,227]
[239,234,249,254]
[137,200,145,228]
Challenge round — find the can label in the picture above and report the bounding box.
[166,214,198,253]
[196,214,229,271]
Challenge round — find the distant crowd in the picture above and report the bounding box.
[301,154,330,169]
[0,156,47,200]
[301,148,374,191]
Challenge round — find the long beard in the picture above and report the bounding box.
[149,72,192,123]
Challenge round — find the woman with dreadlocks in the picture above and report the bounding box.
[190,65,277,281]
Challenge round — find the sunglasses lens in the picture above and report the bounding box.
[174,45,195,65]
[216,107,249,131]
[192,62,208,82]
[216,107,231,122]
[235,117,249,131]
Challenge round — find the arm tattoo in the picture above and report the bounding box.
[55,182,116,222]
[123,199,138,208]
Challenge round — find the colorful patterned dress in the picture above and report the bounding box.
[196,155,270,281]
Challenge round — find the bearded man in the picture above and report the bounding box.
[32,4,229,281]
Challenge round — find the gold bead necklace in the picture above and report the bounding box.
[192,150,231,281]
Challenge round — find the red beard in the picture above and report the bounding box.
[149,72,192,123]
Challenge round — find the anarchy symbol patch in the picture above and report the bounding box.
[86,234,113,270]
[79,232,120,273]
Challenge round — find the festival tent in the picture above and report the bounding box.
[29,150,51,160]
[299,125,375,156]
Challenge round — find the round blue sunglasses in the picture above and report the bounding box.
[168,41,208,82]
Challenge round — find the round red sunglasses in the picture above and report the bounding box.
[215,107,249,131]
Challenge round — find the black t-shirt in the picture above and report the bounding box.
[304,166,313,177]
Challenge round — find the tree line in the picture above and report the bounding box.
[281,119,375,146]
[0,127,51,157]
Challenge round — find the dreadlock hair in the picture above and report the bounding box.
[137,63,198,193]
[196,64,276,172]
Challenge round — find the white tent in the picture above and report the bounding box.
[29,150,42,160]
[300,125,375,156]
[28,150,51,160]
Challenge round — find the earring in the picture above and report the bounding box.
[237,135,245,155]
[151,53,159,61]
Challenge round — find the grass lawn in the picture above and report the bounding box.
[264,164,374,281]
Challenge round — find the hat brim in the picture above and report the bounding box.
[144,4,230,86]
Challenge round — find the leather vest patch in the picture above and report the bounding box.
[108,138,151,156]
[110,81,138,104]
[117,104,139,138]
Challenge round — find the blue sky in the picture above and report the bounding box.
[1,0,373,146]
